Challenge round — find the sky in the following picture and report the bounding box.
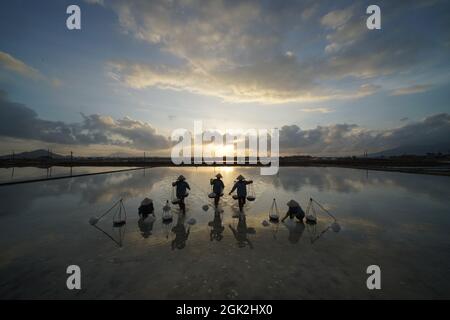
[0,0,449,156]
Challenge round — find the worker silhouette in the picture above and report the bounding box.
[210,173,225,208]
[281,200,305,222]
[172,175,191,214]
[229,175,253,212]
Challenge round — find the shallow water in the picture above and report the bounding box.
[0,166,137,183]
[0,166,449,299]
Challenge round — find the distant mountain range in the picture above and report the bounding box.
[108,152,138,158]
[0,149,65,159]
[369,144,450,157]
[0,149,144,159]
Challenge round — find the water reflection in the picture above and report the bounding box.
[92,223,126,248]
[162,219,174,241]
[138,214,156,239]
[2,166,448,217]
[208,210,225,242]
[0,166,449,299]
[269,221,280,240]
[171,214,190,250]
[282,220,305,244]
[0,168,168,216]
[0,166,138,184]
[273,167,450,201]
[229,214,256,249]
[306,220,342,245]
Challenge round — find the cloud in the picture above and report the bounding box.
[380,113,450,148]
[1,89,448,156]
[0,51,61,86]
[301,4,318,21]
[108,58,381,103]
[84,0,104,5]
[390,84,433,96]
[279,113,450,155]
[0,90,170,151]
[99,0,448,104]
[300,107,334,114]
[0,51,41,79]
[321,6,354,29]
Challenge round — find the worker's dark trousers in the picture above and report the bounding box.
[178,198,186,213]
[214,196,220,207]
[238,197,246,211]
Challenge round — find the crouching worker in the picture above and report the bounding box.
[210,173,225,208]
[172,175,190,213]
[282,200,305,222]
[229,175,253,212]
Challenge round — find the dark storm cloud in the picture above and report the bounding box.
[1,90,449,155]
[0,91,170,150]
[279,113,450,155]
[0,91,76,144]
[381,113,450,148]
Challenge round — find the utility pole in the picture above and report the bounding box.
[70,151,73,176]
[11,150,15,179]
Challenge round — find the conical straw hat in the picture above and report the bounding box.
[236,174,245,180]
[215,173,223,178]
[141,198,153,206]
